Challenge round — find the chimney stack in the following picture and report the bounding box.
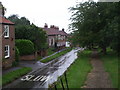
[0,2,5,16]
[44,23,48,28]
[62,28,64,32]
[50,25,55,28]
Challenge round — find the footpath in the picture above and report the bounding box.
[83,50,112,88]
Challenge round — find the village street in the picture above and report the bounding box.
[1,1,119,89]
[3,48,83,89]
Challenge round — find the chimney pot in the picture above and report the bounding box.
[50,25,55,28]
[62,28,64,31]
[44,23,48,28]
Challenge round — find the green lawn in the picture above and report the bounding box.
[41,48,72,63]
[52,50,92,88]
[2,67,32,86]
[100,51,118,88]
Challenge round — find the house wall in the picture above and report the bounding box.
[48,35,67,47]
[0,24,2,68]
[48,36,55,47]
[2,24,15,68]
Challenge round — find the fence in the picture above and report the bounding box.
[49,71,69,90]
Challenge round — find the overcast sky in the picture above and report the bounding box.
[1,0,99,33]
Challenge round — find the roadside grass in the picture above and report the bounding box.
[37,48,55,60]
[37,55,42,60]
[100,51,118,88]
[2,67,32,86]
[51,50,92,88]
[47,48,55,56]
[41,48,72,63]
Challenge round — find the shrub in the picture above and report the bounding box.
[16,39,35,56]
[12,47,20,66]
[12,61,18,67]
[15,47,20,62]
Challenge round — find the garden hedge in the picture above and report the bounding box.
[15,39,35,56]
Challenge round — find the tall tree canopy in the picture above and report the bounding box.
[69,2,119,54]
[8,15,47,51]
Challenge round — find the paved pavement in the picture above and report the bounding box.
[2,67,21,75]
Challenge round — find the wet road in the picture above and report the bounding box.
[3,48,83,89]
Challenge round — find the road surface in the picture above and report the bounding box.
[3,48,83,89]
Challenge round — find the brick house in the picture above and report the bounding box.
[43,24,68,49]
[0,2,15,68]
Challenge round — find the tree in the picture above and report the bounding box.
[8,15,47,51]
[8,15,30,25]
[69,2,119,54]
[16,39,35,56]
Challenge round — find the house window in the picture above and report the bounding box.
[49,39,51,46]
[64,36,66,39]
[58,35,61,40]
[4,25,9,38]
[4,45,10,58]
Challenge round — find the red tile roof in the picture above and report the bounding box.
[43,28,68,36]
[0,16,14,24]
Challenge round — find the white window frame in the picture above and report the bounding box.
[49,39,51,46]
[58,35,61,40]
[4,45,10,58]
[4,25,9,38]
[52,38,54,46]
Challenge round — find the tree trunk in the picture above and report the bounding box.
[102,47,107,55]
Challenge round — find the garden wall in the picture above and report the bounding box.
[20,52,37,60]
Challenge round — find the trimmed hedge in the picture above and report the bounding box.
[15,39,35,56]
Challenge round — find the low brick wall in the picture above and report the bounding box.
[20,53,37,61]
[2,59,14,69]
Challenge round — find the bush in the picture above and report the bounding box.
[15,47,19,62]
[16,39,35,56]
[12,47,20,67]
[12,61,18,67]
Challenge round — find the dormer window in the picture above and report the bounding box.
[4,25,9,38]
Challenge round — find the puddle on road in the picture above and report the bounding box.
[45,48,83,87]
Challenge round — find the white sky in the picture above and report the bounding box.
[0,0,98,33]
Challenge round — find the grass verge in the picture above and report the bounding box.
[37,48,55,60]
[47,48,55,56]
[2,67,32,86]
[100,51,118,88]
[52,50,92,88]
[41,48,72,63]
